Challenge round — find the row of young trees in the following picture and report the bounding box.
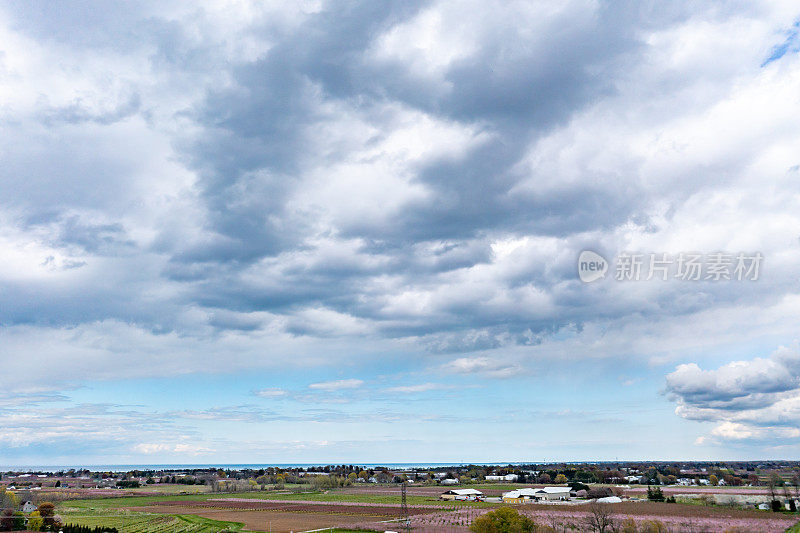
[60,526,117,533]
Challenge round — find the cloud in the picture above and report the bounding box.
[665,346,800,409]
[170,404,464,424]
[385,382,448,393]
[0,401,195,460]
[308,379,365,391]
[254,388,287,398]
[665,344,800,443]
[1,0,800,460]
[443,356,522,378]
[133,442,213,456]
[1,0,799,382]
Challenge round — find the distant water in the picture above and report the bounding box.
[0,462,531,473]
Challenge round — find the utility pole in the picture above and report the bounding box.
[401,481,410,532]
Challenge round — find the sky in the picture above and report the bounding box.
[1,0,800,466]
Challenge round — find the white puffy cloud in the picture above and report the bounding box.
[666,344,800,444]
[667,347,800,408]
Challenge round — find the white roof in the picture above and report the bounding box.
[540,487,571,494]
[446,488,483,495]
[504,488,538,498]
[504,487,571,498]
[596,496,622,503]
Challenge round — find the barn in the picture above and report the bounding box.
[502,487,571,503]
[440,488,483,501]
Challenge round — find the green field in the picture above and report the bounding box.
[62,494,223,509]
[58,508,243,533]
[61,489,487,509]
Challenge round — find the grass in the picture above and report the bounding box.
[62,493,219,509]
[57,508,243,533]
[785,520,800,533]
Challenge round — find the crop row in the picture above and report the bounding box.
[60,512,242,533]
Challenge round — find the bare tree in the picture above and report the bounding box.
[583,502,616,533]
[767,472,779,503]
[547,514,573,533]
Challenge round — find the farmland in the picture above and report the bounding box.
[59,488,487,509]
[407,502,799,533]
[52,484,800,533]
[58,492,424,533]
[56,508,243,533]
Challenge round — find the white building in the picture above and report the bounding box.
[596,496,622,503]
[503,487,571,502]
[21,501,37,513]
[486,474,519,482]
[440,488,483,501]
[441,478,459,485]
[536,487,572,501]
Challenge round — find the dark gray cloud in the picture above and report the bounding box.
[174,0,647,265]
[152,0,648,337]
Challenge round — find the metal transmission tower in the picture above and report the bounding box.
[401,481,411,531]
